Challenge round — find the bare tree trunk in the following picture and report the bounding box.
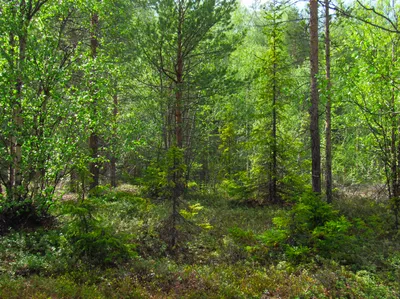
[89,133,99,190]
[159,53,168,151]
[89,11,100,191]
[325,0,332,203]
[310,0,321,194]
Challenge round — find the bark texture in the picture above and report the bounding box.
[310,0,321,193]
[325,0,332,202]
[89,11,100,191]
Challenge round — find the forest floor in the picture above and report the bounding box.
[0,185,399,298]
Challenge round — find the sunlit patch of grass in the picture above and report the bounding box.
[115,184,141,194]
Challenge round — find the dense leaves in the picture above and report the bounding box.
[1,0,400,297]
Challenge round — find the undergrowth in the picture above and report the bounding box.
[0,185,399,298]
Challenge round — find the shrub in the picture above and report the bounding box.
[268,192,354,262]
[0,229,68,276]
[230,192,355,264]
[220,172,255,203]
[61,199,136,267]
[0,193,54,234]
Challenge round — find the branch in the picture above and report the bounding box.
[328,1,399,34]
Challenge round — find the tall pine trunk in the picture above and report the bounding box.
[310,0,321,193]
[325,0,332,202]
[169,0,185,250]
[89,11,100,191]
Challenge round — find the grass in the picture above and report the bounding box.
[0,185,399,298]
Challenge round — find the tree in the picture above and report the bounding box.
[325,0,332,203]
[246,0,291,203]
[0,0,90,227]
[88,4,100,191]
[264,0,287,203]
[310,0,321,193]
[138,0,237,249]
[333,0,400,226]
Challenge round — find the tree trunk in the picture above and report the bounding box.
[168,0,185,251]
[110,93,118,188]
[325,0,332,202]
[89,11,100,191]
[89,133,99,190]
[175,23,183,149]
[310,0,321,193]
[8,32,16,198]
[391,0,400,228]
[10,17,28,201]
[269,11,278,203]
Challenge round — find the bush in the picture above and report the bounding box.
[220,172,255,203]
[0,229,68,276]
[140,147,186,200]
[0,194,53,234]
[61,199,136,267]
[229,192,356,264]
[267,192,354,262]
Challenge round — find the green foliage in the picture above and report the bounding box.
[0,187,399,297]
[0,229,67,276]
[0,196,53,234]
[0,275,104,299]
[229,226,257,246]
[104,188,151,216]
[220,171,255,202]
[269,193,354,261]
[61,199,136,267]
[312,216,352,253]
[140,165,166,198]
[1,0,400,297]
[141,147,187,199]
[229,192,355,263]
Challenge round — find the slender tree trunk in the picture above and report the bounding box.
[6,1,48,204]
[10,14,28,201]
[391,97,397,199]
[159,54,169,151]
[310,0,321,193]
[110,93,118,188]
[89,11,100,191]
[89,133,99,190]
[392,13,398,198]
[70,170,78,192]
[8,31,16,198]
[391,0,400,228]
[15,31,26,192]
[168,0,186,251]
[110,156,116,188]
[171,152,179,249]
[269,14,278,203]
[175,22,183,149]
[325,0,333,203]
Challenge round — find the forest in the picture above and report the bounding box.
[0,0,400,297]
